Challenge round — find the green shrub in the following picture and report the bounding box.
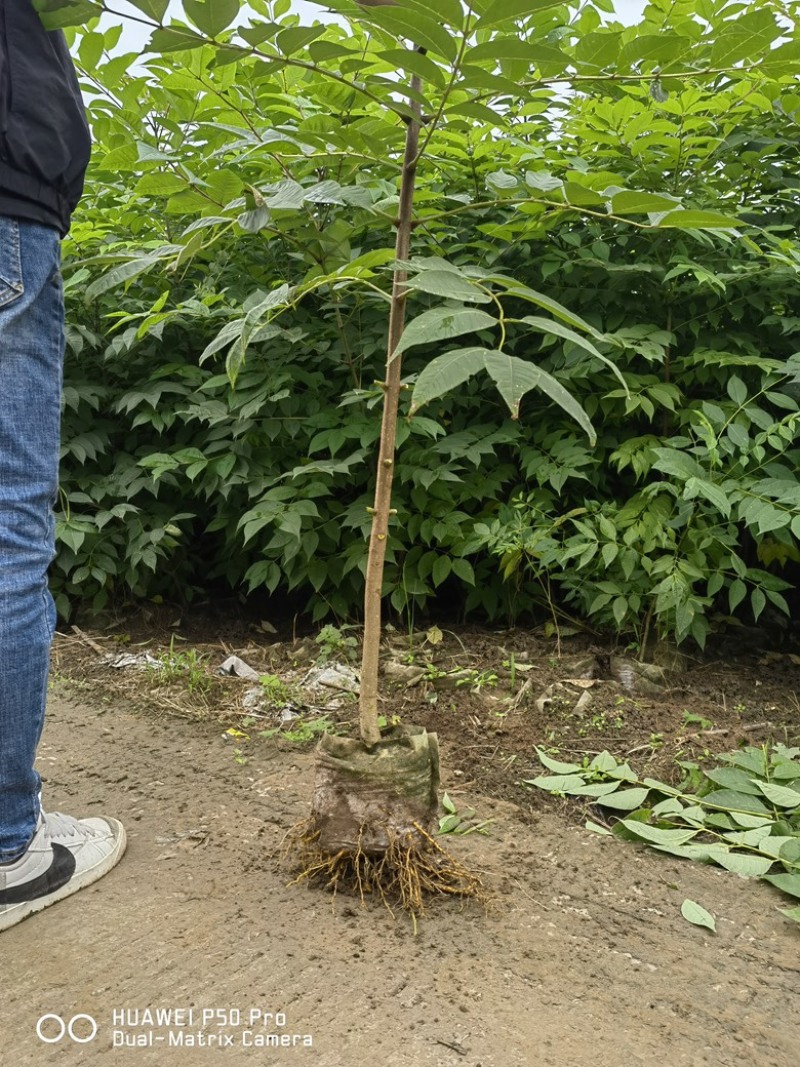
[51,1,800,646]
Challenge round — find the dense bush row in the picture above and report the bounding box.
[54,1,800,646]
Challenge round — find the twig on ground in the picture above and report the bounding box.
[69,625,109,656]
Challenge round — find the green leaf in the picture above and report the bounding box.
[704,768,763,795]
[652,448,705,481]
[276,25,327,56]
[585,820,613,836]
[728,579,747,613]
[727,376,747,405]
[763,873,800,900]
[618,33,690,70]
[518,316,627,389]
[147,27,207,52]
[395,307,497,358]
[568,782,622,798]
[753,836,796,860]
[497,281,600,334]
[781,839,800,867]
[482,351,596,440]
[128,0,169,18]
[751,587,767,622]
[535,748,582,774]
[85,255,163,301]
[725,823,772,849]
[596,787,650,811]
[656,210,738,231]
[405,271,491,304]
[33,0,102,30]
[611,191,681,215]
[683,477,731,518]
[575,30,621,70]
[524,774,587,792]
[432,555,451,587]
[183,0,239,37]
[721,748,767,776]
[476,0,566,28]
[778,906,800,924]
[356,7,457,61]
[442,791,457,814]
[716,852,773,878]
[681,899,716,933]
[590,751,618,773]
[452,559,475,585]
[619,821,698,846]
[378,47,447,87]
[410,346,490,414]
[709,10,782,68]
[728,813,773,829]
[701,789,770,815]
[752,780,800,809]
[652,798,684,816]
[438,813,461,834]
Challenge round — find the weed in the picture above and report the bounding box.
[682,710,714,731]
[259,672,295,707]
[502,653,517,687]
[149,638,211,694]
[315,625,358,664]
[258,716,335,744]
[456,668,499,693]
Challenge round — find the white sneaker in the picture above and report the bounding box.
[0,810,126,932]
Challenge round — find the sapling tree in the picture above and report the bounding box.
[37,0,800,903]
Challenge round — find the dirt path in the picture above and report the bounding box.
[3,690,798,1066]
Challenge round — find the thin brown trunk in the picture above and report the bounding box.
[359,71,422,747]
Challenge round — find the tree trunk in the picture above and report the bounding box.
[359,70,423,747]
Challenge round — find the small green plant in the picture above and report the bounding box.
[577,708,625,737]
[437,793,493,837]
[149,639,211,695]
[682,710,714,731]
[424,663,449,682]
[377,713,402,730]
[314,625,359,665]
[456,668,499,693]
[258,716,335,744]
[259,672,295,707]
[502,654,517,688]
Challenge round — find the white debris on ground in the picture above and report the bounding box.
[217,654,261,681]
[303,663,360,694]
[107,651,163,670]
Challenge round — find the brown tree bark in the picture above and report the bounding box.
[359,70,423,747]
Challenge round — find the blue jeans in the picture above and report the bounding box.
[0,216,64,861]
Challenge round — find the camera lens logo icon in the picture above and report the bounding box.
[37,1014,98,1044]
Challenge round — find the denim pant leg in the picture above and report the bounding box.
[0,217,64,861]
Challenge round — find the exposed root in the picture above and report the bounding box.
[278,817,488,917]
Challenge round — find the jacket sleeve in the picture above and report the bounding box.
[0,1,91,221]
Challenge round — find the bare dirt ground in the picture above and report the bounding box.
[4,619,800,1066]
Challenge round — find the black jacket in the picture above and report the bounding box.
[0,0,91,236]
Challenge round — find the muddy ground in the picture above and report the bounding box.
[3,617,800,1066]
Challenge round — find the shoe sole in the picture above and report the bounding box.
[0,820,127,933]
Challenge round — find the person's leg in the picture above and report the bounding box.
[0,217,125,931]
[0,215,62,862]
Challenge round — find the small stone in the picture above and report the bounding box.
[383,660,426,687]
[303,663,360,693]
